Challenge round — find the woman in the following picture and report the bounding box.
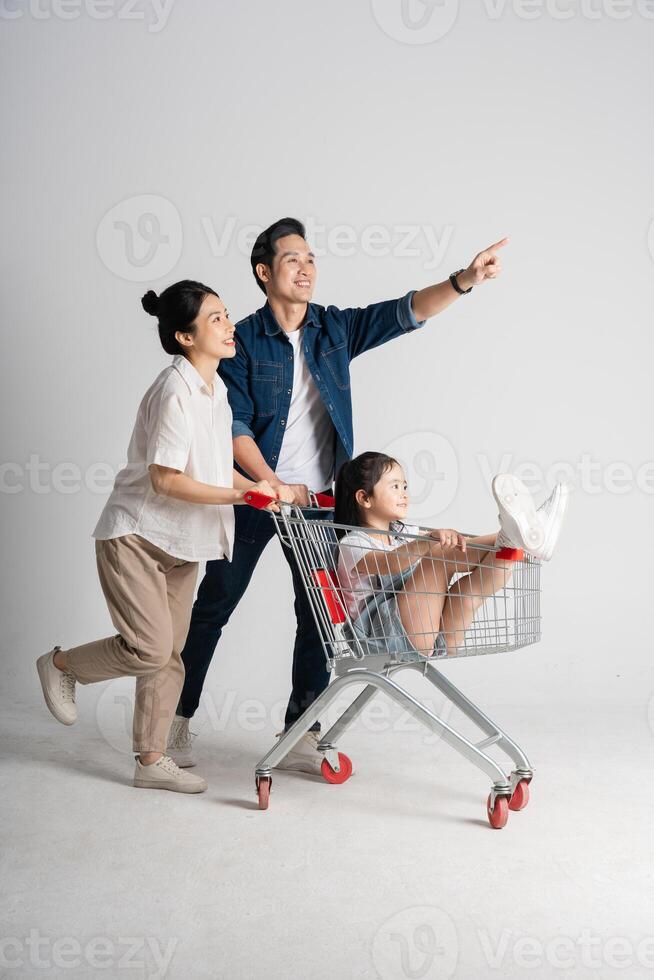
[37,280,280,793]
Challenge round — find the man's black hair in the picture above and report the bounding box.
[250,217,306,294]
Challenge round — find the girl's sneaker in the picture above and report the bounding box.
[36,647,77,725]
[536,482,571,561]
[493,474,545,554]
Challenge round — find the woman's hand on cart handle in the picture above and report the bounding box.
[428,528,467,553]
[241,481,280,512]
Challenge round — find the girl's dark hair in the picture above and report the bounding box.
[333,452,401,538]
[141,280,218,356]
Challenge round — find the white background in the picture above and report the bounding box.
[2,4,654,979]
[3,1,651,714]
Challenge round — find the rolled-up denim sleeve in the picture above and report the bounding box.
[343,290,427,360]
[397,290,427,333]
[218,338,255,441]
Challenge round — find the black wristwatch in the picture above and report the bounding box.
[449,269,472,295]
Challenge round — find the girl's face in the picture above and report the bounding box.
[357,463,409,524]
[177,293,236,360]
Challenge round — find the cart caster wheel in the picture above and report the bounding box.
[509,779,530,811]
[487,794,509,829]
[256,777,271,810]
[321,753,353,785]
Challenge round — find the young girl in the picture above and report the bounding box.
[36,280,280,794]
[335,452,568,659]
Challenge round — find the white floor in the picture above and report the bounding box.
[2,686,653,980]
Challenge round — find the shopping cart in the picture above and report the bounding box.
[245,490,541,829]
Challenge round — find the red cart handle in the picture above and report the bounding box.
[243,490,335,510]
[243,491,276,509]
[313,492,335,508]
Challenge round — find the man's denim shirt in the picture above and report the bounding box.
[219,290,426,491]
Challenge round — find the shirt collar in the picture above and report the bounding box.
[261,302,320,337]
[172,354,217,396]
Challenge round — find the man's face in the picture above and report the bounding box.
[258,233,317,303]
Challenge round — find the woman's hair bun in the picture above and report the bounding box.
[141,290,160,317]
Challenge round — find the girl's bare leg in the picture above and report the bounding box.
[396,533,513,656]
[396,548,450,656]
[440,541,513,651]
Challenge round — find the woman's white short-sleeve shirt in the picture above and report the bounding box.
[93,355,235,562]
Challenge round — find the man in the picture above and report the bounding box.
[168,217,507,773]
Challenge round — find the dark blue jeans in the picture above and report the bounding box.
[176,501,332,730]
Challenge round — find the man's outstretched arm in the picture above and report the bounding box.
[412,237,508,321]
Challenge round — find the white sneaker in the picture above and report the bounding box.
[493,474,546,554]
[536,482,571,561]
[274,731,325,777]
[133,755,207,793]
[494,474,569,561]
[36,646,77,725]
[166,714,196,768]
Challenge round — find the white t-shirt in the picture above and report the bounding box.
[274,328,334,491]
[93,354,235,563]
[337,523,421,619]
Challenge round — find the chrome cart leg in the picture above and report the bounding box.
[318,681,382,750]
[257,669,513,788]
[415,661,534,780]
[254,671,369,779]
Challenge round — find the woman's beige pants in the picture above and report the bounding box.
[63,534,198,753]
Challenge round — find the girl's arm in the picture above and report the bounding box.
[349,536,435,579]
[149,465,278,508]
[349,528,468,579]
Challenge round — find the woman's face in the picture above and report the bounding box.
[178,293,236,360]
[359,463,410,523]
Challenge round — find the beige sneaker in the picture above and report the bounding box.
[133,755,207,793]
[36,646,77,725]
[166,714,196,768]
[274,732,325,777]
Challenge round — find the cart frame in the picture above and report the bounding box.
[246,493,540,828]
